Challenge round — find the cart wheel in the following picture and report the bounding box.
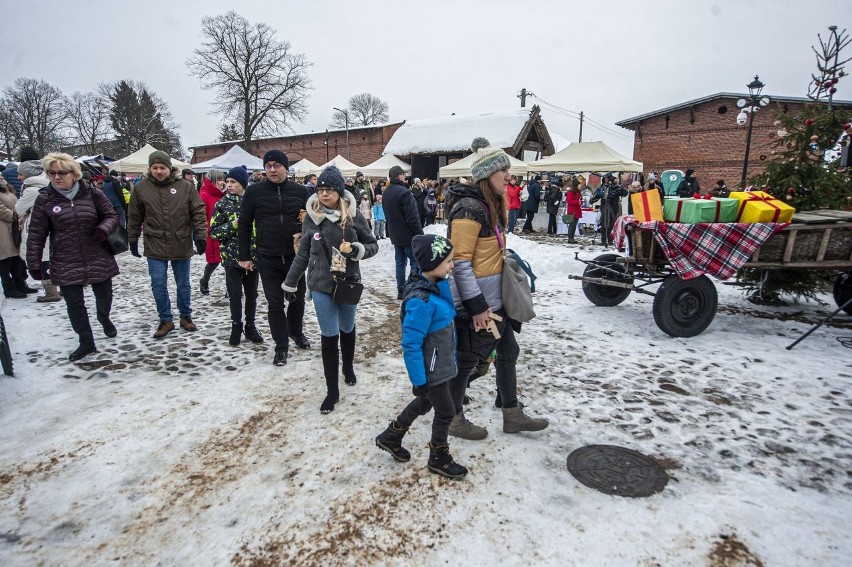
[652,275,717,337]
[582,253,633,307]
[834,272,852,315]
[0,315,13,377]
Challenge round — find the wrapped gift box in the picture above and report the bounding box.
[663,197,739,223]
[729,191,795,223]
[630,190,664,222]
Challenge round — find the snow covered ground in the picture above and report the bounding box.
[1,226,850,566]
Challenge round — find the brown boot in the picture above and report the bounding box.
[153,320,175,338]
[37,280,62,303]
[179,316,198,331]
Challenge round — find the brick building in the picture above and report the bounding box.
[190,122,404,169]
[616,93,852,189]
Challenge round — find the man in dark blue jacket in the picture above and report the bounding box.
[382,165,423,299]
[238,149,310,365]
[521,175,542,233]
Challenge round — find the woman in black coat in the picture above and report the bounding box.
[544,180,563,235]
[27,153,120,361]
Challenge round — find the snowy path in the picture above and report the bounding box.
[1,228,850,566]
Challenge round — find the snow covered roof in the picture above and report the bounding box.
[383,108,536,155]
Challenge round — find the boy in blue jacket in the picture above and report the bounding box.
[375,234,467,479]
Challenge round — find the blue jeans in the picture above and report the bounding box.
[147,258,191,322]
[394,244,419,294]
[508,209,520,232]
[312,291,356,337]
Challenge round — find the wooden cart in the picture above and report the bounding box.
[571,211,852,337]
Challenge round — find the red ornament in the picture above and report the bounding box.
[844,122,852,130]
[805,118,815,126]
[830,87,838,94]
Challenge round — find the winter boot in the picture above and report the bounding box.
[320,335,340,414]
[427,442,468,479]
[69,342,97,361]
[199,278,210,295]
[494,391,523,409]
[101,319,117,338]
[244,323,264,343]
[229,322,243,346]
[38,280,61,302]
[448,411,488,440]
[340,327,357,385]
[2,280,26,299]
[502,406,549,433]
[375,421,411,462]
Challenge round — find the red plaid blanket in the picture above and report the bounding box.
[612,215,788,280]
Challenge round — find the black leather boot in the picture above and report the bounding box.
[340,326,357,385]
[244,322,264,343]
[320,335,340,414]
[229,322,242,346]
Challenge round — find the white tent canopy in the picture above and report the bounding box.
[439,152,528,178]
[191,145,263,174]
[358,154,410,178]
[289,158,318,176]
[107,144,190,174]
[528,141,642,172]
[311,155,360,177]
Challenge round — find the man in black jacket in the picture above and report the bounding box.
[676,168,700,197]
[238,150,310,365]
[382,165,423,299]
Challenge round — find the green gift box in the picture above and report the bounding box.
[663,197,739,223]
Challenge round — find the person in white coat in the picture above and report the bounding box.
[15,160,60,302]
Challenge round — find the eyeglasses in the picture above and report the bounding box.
[316,187,337,194]
[49,170,70,177]
[264,162,284,171]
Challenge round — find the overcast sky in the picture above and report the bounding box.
[3,0,852,159]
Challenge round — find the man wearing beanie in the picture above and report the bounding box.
[127,149,207,338]
[238,149,310,365]
[382,164,422,299]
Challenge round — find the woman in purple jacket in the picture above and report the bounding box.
[26,153,120,361]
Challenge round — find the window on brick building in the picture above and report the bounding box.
[718,105,728,115]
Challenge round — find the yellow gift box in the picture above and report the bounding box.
[729,191,795,223]
[630,189,664,222]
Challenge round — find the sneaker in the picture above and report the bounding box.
[448,412,488,440]
[69,343,97,361]
[153,320,174,339]
[179,317,197,331]
[272,350,288,366]
[292,334,311,349]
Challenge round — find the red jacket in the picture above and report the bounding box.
[565,189,582,219]
[506,183,522,210]
[199,178,225,263]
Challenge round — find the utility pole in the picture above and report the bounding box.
[517,88,527,108]
[578,111,584,142]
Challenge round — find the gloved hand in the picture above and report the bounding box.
[29,268,43,281]
[340,246,359,260]
[130,242,141,258]
[411,384,429,398]
[92,229,107,243]
[194,238,206,255]
[283,290,296,303]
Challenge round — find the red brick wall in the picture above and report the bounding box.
[192,123,404,169]
[629,97,805,190]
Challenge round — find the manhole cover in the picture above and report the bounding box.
[567,445,668,497]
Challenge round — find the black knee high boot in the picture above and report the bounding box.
[320,335,340,414]
[340,326,357,385]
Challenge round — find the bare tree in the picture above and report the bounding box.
[2,77,68,155]
[187,11,312,149]
[330,93,389,129]
[66,91,110,155]
[0,102,23,159]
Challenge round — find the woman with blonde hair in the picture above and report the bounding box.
[283,166,378,414]
[443,138,549,440]
[26,153,120,360]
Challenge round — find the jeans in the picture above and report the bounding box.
[567,219,579,239]
[508,209,520,232]
[224,265,259,324]
[60,278,113,346]
[257,254,306,352]
[373,220,385,239]
[522,209,536,232]
[394,244,419,294]
[147,258,191,322]
[311,290,356,337]
[394,381,455,447]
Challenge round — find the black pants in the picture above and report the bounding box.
[522,210,536,232]
[567,219,579,239]
[60,279,113,347]
[547,213,557,234]
[257,254,305,352]
[394,381,455,447]
[224,265,259,325]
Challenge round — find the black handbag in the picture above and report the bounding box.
[91,188,129,255]
[11,212,21,248]
[322,236,364,305]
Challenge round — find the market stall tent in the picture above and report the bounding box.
[290,158,319,177]
[107,144,190,174]
[528,141,642,172]
[438,151,528,178]
[358,154,410,178]
[191,145,263,174]
[311,155,360,177]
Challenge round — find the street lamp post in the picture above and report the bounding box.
[323,130,329,162]
[736,76,771,188]
[333,107,350,159]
